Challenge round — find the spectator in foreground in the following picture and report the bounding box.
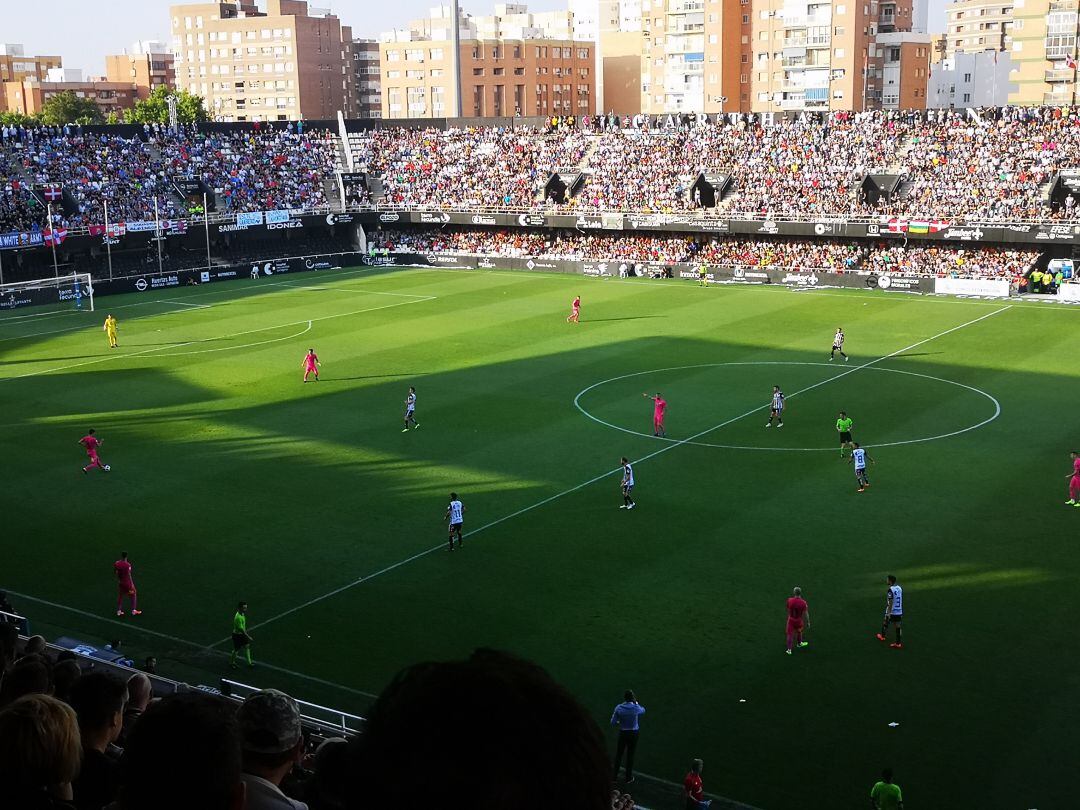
[611,689,646,785]
[237,688,308,810]
[0,693,81,809]
[683,758,712,809]
[347,648,611,810]
[306,738,348,810]
[0,620,17,670]
[118,672,153,746]
[118,692,245,810]
[871,768,904,809]
[0,655,51,706]
[69,672,126,810]
[51,659,82,705]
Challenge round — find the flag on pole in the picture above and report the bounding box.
[42,185,63,202]
[43,227,68,246]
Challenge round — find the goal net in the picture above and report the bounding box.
[0,273,94,321]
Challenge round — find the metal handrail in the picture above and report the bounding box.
[221,678,364,736]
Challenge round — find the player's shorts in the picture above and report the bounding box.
[886,613,903,624]
[786,619,804,634]
[118,583,136,595]
[406,407,415,416]
[833,343,843,350]
[770,408,782,416]
[232,632,249,650]
[87,452,100,463]
[449,521,463,534]
[854,466,867,476]
[839,431,852,443]
[622,485,634,495]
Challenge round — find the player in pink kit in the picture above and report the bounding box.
[302,348,321,382]
[79,429,108,474]
[567,296,581,323]
[1066,450,1080,507]
[785,586,810,655]
[114,551,141,616]
[643,392,667,437]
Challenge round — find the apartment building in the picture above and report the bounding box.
[641,0,747,114]
[927,49,1015,106]
[104,41,176,100]
[351,38,382,118]
[379,5,595,119]
[747,0,929,113]
[943,0,1080,106]
[569,0,642,112]
[170,0,352,122]
[0,44,62,111]
[3,71,140,118]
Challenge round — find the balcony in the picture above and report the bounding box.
[1046,68,1075,81]
[1046,44,1075,60]
[784,36,808,47]
[1049,0,1079,10]
[780,97,806,109]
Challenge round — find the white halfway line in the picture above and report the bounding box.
[228,305,1012,643]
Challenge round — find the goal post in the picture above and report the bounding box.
[0,273,95,320]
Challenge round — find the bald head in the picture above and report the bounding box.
[127,672,153,711]
[792,587,802,597]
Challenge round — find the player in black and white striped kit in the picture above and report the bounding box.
[765,386,785,428]
[445,493,465,551]
[830,327,849,362]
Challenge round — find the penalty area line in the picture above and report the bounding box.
[0,296,435,383]
[233,305,1011,641]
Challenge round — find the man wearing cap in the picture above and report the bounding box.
[237,689,309,810]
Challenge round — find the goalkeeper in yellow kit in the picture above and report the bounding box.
[103,314,118,348]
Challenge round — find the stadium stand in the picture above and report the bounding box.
[367,227,1040,279]
[4,107,1080,227]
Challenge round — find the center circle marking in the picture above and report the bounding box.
[573,361,1001,451]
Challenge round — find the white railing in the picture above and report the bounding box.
[222,678,364,735]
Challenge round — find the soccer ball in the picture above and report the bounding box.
[104,465,111,471]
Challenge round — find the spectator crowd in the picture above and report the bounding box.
[368,226,1039,279]
[1,618,651,810]
[6,106,1080,234]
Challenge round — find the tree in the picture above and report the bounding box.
[39,91,104,126]
[0,110,38,127]
[126,86,209,125]
[105,111,123,125]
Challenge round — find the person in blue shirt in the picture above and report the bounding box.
[610,690,645,784]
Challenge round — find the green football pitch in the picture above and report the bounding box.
[1,266,1076,809]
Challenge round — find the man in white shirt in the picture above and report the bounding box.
[237,689,308,810]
